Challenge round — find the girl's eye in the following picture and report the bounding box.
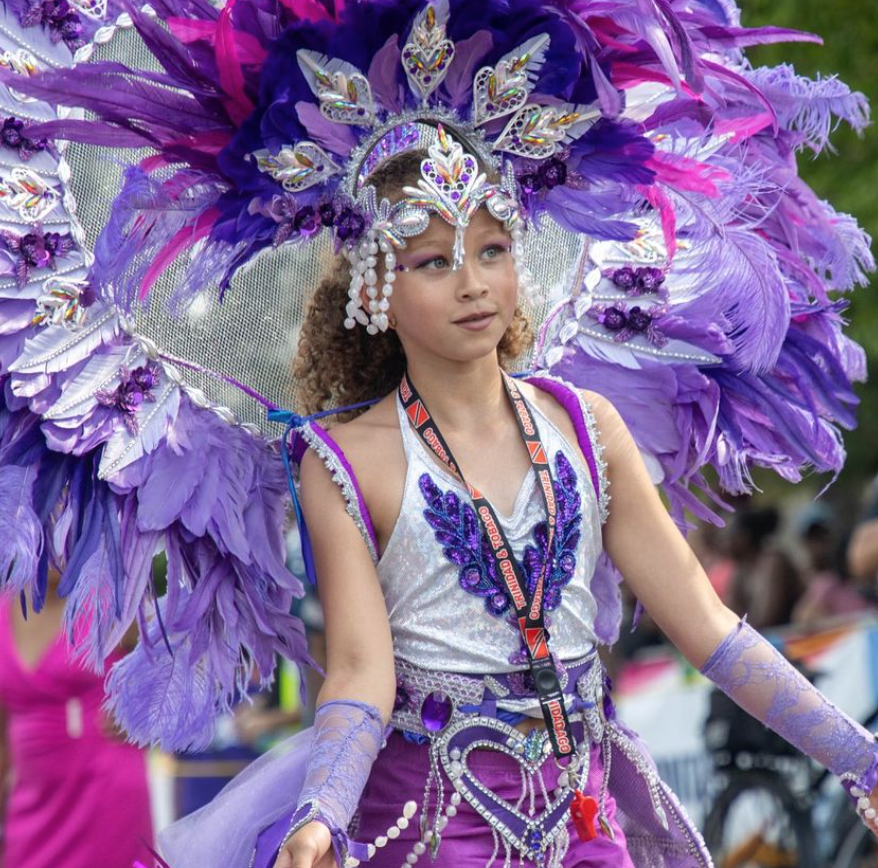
[481,243,511,261]
[417,255,450,271]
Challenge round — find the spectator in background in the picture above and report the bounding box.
[848,474,878,600]
[725,506,803,629]
[690,523,735,603]
[793,504,872,626]
[0,574,153,868]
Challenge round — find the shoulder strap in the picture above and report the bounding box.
[290,421,380,586]
[526,374,610,524]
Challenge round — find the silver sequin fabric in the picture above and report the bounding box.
[376,395,603,693]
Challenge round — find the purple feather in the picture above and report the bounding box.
[367,34,406,114]
[441,30,493,109]
[105,632,219,751]
[747,64,870,153]
[0,464,42,593]
[544,186,639,240]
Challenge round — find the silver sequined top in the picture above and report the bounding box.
[376,389,607,678]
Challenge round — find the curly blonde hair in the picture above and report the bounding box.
[293,150,533,416]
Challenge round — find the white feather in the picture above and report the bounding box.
[497,33,551,86]
[296,49,365,97]
[560,103,603,145]
[409,0,450,36]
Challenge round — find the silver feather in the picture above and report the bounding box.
[99,378,181,479]
[9,302,118,374]
[43,344,142,420]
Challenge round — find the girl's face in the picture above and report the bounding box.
[382,208,518,365]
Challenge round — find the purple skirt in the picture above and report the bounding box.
[159,721,713,868]
[353,731,635,868]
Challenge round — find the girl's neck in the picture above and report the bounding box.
[404,354,509,434]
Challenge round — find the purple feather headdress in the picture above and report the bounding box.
[0,0,872,737]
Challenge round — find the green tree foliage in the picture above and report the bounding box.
[741,1,878,498]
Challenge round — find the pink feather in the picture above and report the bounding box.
[713,112,775,142]
[639,184,677,263]
[168,17,267,65]
[277,0,340,22]
[646,153,730,197]
[612,62,699,99]
[216,1,254,126]
[137,208,220,301]
[166,17,215,44]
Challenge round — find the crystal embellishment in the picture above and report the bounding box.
[400,125,506,268]
[0,167,58,222]
[32,277,93,329]
[0,51,40,104]
[494,103,601,159]
[297,50,377,127]
[402,1,455,102]
[473,34,551,127]
[253,142,342,192]
[420,690,453,732]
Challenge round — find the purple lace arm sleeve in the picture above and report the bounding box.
[281,699,385,865]
[701,620,878,796]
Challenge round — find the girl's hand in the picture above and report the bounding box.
[272,821,335,868]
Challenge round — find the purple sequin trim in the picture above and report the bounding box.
[418,450,582,619]
[587,300,670,347]
[94,362,161,436]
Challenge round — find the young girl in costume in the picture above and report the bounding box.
[0,1,876,867]
[251,151,878,868]
[162,138,878,867]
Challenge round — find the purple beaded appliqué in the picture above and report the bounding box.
[418,450,582,618]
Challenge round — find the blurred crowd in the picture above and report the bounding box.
[617,476,878,664]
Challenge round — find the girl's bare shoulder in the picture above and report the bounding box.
[322,392,405,479]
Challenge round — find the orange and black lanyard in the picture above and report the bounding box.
[399,372,575,759]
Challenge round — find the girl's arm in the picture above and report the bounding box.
[589,391,878,833]
[592,391,739,661]
[274,449,396,868]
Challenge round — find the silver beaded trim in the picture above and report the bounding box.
[343,107,501,200]
[605,722,715,866]
[436,716,588,863]
[391,660,485,735]
[577,392,611,525]
[297,423,380,563]
[575,658,606,744]
[529,372,610,524]
[390,653,596,737]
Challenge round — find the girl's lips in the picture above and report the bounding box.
[454,312,496,331]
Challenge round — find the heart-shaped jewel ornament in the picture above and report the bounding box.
[297,50,377,127]
[473,65,530,127]
[253,142,341,192]
[402,2,455,101]
[473,34,551,127]
[439,718,586,859]
[493,103,601,160]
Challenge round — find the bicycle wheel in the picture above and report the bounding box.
[703,770,817,868]
[833,817,878,868]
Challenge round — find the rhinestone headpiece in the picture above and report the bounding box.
[250,0,600,333]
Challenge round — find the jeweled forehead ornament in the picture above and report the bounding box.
[252,0,600,334]
[345,125,520,334]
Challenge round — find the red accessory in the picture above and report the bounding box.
[570,790,599,842]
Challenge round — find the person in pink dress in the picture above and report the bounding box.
[0,573,154,868]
